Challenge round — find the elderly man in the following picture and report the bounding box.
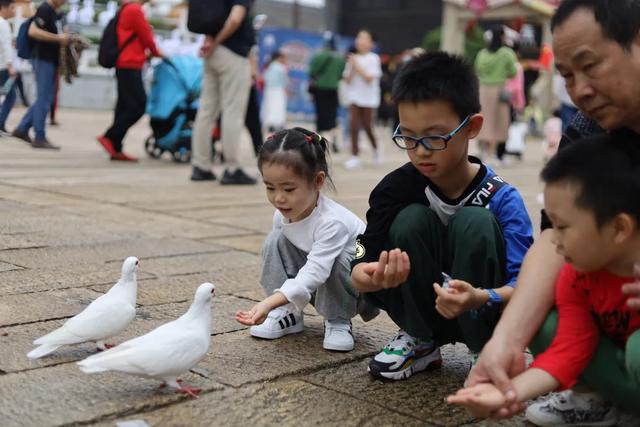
[467,0,640,425]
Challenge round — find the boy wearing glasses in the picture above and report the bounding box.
[351,52,533,381]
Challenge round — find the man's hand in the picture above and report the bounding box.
[447,383,507,419]
[433,279,485,319]
[235,300,271,326]
[622,262,640,309]
[466,335,527,418]
[7,64,16,78]
[360,249,410,290]
[199,36,218,58]
[58,33,71,47]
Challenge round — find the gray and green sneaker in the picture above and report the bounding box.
[368,330,442,380]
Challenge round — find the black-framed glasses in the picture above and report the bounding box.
[392,115,471,151]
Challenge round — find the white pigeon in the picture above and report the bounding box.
[27,257,139,359]
[77,282,215,398]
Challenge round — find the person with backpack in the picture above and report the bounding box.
[96,0,162,162]
[189,0,256,185]
[11,0,69,149]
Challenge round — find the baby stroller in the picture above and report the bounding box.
[145,55,206,163]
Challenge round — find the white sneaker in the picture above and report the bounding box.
[250,307,304,340]
[344,156,361,169]
[526,390,618,426]
[372,149,383,166]
[323,319,354,352]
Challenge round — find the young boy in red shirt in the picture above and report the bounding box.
[448,134,640,425]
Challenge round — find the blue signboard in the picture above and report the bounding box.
[258,28,353,119]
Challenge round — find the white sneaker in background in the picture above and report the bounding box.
[344,156,362,169]
[526,390,618,426]
[372,148,383,166]
[250,307,304,340]
[323,319,354,352]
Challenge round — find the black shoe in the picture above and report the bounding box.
[12,129,32,144]
[220,168,257,185]
[191,167,216,181]
[32,138,60,150]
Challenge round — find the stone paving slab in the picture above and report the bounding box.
[130,251,260,278]
[0,238,222,269]
[0,287,102,327]
[196,315,397,388]
[102,380,426,427]
[0,363,219,427]
[0,263,156,296]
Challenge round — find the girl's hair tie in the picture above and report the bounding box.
[305,134,313,143]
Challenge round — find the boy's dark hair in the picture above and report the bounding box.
[541,133,640,226]
[258,127,334,191]
[392,51,481,120]
[551,0,640,50]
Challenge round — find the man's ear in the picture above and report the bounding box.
[466,114,484,140]
[612,213,637,244]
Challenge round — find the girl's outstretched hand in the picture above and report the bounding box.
[447,383,507,419]
[235,301,271,326]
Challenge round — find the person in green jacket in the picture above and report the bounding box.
[474,27,517,165]
[308,33,346,150]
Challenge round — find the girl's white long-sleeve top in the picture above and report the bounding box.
[272,195,365,312]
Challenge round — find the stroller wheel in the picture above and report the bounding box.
[172,148,191,163]
[144,136,164,159]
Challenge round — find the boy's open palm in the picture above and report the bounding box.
[361,249,410,290]
[447,383,506,419]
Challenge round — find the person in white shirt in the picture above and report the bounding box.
[343,30,382,169]
[0,0,16,134]
[235,127,378,352]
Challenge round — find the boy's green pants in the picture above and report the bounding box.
[530,310,640,413]
[364,204,507,352]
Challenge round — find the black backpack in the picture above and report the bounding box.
[187,0,226,35]
[98,4,137,69]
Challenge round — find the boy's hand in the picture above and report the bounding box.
[622,262,640,309]
[433,279,485,319]
[447,383,507,419]
[360,249,411,290]
[235,301,271,326]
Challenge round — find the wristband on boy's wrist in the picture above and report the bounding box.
[485,288,503,306]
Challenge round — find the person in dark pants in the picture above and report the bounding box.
[309,34,345,151]
[97,0,162,161]
[12,0,69,149]
[350,52,533,382]
[245,46,262,155]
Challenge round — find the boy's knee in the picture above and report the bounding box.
[449,207,498,237]
[389,204,439,244]
[529,310,558,356]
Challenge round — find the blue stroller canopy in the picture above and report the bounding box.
[147,55,203,120]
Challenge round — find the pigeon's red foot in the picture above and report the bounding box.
[159,379,183,389]
[176,386,202,399]
[97,343,116,352]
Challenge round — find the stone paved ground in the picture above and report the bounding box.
[0,108,543,426]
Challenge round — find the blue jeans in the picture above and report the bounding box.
[0,68,16,130]
[16,59,56,140]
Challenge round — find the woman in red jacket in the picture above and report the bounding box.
[97,0,162,161]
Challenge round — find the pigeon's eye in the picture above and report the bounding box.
[135,261,139,266]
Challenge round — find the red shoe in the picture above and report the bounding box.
[97,136,116,156]
[110,152,138,162]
